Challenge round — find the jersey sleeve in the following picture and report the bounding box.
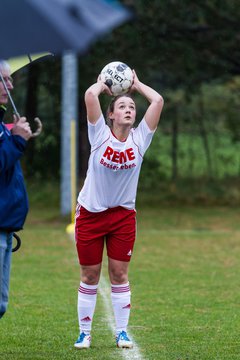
[132,118,155,157]
[87,114,109,147]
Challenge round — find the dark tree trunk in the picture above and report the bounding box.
[198,92,213,178]
[171,113,178,181]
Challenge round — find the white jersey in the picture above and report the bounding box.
[77,114,155,212]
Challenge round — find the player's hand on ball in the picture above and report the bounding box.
[97,75,113,96]
[130,70,140,93]
[102,83,113,96]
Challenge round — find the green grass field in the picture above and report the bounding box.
[0,195,240,360]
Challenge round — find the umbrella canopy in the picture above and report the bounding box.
[1,0,131,59]
[8,52,54,75]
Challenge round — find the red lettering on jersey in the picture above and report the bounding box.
[126,148,135,161]
[103,146,135,164]
[112,151,120,163]
[119,151,127,164]
[103,146,114,160]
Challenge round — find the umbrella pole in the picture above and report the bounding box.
[0,70,42,137]
[0,70,20,117]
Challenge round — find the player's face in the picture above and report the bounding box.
[0,67,13,105]
[110,96,136,128]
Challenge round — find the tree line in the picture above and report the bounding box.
[9,0,240,197]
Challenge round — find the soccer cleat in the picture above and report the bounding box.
[116,331,133,348]
[74,332,91,349]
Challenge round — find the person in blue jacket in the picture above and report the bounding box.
[0,60,32,319]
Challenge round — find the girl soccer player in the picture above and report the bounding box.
[74,70,164,349]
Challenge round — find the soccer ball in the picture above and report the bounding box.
[100,61,133,96]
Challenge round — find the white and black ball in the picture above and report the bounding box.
[100,61,133,96]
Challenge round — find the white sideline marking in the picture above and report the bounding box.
[99,275,144,360]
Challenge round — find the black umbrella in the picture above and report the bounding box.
[1,0,131,59]
[0,53,52,136]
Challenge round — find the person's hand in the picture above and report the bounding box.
[130,69,141,93]
[12,115,32,141]
[97,75,113,96]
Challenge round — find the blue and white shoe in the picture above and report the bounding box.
[116,331,133,348]
[74,332,91,349]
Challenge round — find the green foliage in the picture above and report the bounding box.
[7,2,240,200]
[142,132,240,179]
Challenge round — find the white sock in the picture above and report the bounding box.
[77,282,98,334]
[111,282,131,335]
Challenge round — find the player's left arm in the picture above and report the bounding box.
[131,70,164,131]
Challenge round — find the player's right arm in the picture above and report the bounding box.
[85,77,112,124]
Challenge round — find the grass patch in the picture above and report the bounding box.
[0,187,240,359]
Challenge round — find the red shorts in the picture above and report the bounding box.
[75,205,136,266]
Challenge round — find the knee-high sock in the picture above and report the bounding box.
[111,282,131,334]
[77,282,98,333]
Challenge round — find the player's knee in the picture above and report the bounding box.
[109,268,128,284]
[81,268,100,285]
